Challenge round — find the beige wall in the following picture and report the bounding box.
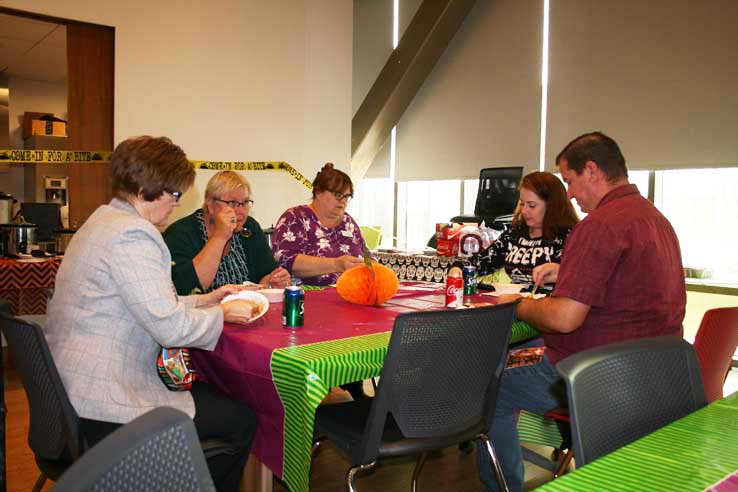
[7,77,68,150]
[2,0,353,227]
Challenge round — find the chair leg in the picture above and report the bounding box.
[312,437,325,454]
[478,434,509,492]
[347,462,376,492]
[32,473,47,492]
[553,449,574,478]
[411,453,427,492]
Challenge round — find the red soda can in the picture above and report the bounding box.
[445,266,464,308]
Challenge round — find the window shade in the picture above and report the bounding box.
[396,0,542,181]
[545,0,738,172]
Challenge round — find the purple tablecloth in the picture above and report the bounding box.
[190,283,447,477]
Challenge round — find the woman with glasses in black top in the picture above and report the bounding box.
[164,170,290,295]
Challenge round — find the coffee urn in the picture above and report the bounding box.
[0,191,17,224]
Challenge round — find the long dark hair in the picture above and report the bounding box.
[512,171,579,239]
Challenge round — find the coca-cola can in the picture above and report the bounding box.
[445,267,464,308]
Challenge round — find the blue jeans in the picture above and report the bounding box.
[477,347,567,492]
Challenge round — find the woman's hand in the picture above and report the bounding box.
[532,263,560,286]
[260,267,291,289]
[221,299,254,324]
[196,284,246,307]
[335,255,365,272]
[211,206,238,241]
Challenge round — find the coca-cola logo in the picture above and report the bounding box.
[446,285,458,296]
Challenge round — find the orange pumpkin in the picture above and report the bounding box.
[336,262,400,306]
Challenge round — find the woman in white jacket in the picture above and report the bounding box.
[47,136,256,492]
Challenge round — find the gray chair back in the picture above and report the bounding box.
[0,314,82,476]
[354,303,515,464]
[557,336,707,467]
[53,407,216,492]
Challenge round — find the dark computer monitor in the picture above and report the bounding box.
[19,202,62,241]
[474,166,524,218]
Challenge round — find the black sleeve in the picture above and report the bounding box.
[478,230,512,275]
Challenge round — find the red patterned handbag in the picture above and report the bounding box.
[156,347,196,391]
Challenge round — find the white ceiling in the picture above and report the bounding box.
[0,13,67,86]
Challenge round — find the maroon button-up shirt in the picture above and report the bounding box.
[544,184,686,364]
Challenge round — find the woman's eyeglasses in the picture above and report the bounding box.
[215,198,254,209]
[166,190,183,202]
[332,191,353,201]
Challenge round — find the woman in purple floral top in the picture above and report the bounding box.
[272,163,366,286]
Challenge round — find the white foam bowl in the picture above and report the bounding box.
[258,288,284,303]
[491,283,525,294]
[220,290,269,323]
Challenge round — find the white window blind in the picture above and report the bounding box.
[395,0,543,181]
[545,0,738,172]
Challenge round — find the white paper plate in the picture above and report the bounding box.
[491,282,525,294]
[258,288,284,303]
[483,291,546,300]
[221,290,270,323]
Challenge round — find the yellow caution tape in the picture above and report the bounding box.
[1,150,313,190]
[190,160,313,190]
[0,149,112,163]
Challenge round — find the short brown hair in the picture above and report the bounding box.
[111,136,195,201]
[203,171,252,213]
[556,131,628,182]
[312,163,353,198]
[512,171,579,240]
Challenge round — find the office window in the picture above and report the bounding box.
[350,177,394,248]
[397,180,461,251]
[657,168,738,281]
[463,179,479,215]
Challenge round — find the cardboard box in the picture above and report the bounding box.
[24,135,68,150]
[23,112,68,138]
[31,120,67,137]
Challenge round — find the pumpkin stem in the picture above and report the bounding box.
[362,243,378,304]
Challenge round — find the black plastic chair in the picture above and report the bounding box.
[557,336,707,467]
[1,313,84,492]
[314,302,517,492]
[0,314,237,491]
[53,407,216,492]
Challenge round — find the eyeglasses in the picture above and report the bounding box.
[215,198,254,209]
[332,191,353,201]
[165,190,183,202]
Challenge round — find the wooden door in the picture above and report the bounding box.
[66,21,114,228]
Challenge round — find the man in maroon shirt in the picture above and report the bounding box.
[478,132,686,492]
